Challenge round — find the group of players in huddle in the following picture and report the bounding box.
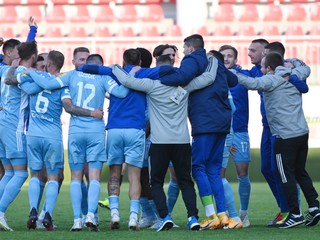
[0,16,319,232]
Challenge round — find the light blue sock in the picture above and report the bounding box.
[130,199,140,218]
[28,177,40,211]
[45,180,59,216]
[0,170,28,212]
[88,180,100,214]
[37,181,46,210]
[109,195,119,212]
[70,180,82,219]
[140,197,155,219]
[0,170,14,199]
[81,180,88,216]
[238,175,251,211]
[167,180,180,214]
[149,200,160,219]
[222,178,237,218]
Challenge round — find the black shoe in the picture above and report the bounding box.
[27,207,38,230]
[43,212,54,231]
[276,212,304,229]
[305,208,320,227]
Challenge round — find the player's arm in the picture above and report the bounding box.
[4,66,19,85]
[184,57,218,92]
[18,73,43,95]
[285,58,310,81]
[79,64,112,75]
[28,70,69,90]
[26,16,37,42]
[62,98,103,119]
[230,69,280,91]
[288,75,308,93]
[160,57,202,86]
[274,65,308,93]
[103,75,130,98]
[111,64,154,93]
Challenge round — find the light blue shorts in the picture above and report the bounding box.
[106,128,145,168]
[231,132,251,163]
[0,125,27,159]
[68,132,106,165]
[27,135,64,175]
[222,133,233,168]
[69,160,103,171]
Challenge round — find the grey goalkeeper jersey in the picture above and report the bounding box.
[233,66,309,139]
[112,57,218,144]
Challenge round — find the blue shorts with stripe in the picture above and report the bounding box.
[0,125,27,159]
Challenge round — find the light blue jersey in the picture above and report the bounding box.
[28,70,129,133]
[0,66,29,132]
[19,72,70,140]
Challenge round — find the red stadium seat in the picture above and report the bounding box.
[195,26,211,36]
[94,5,115,22]
[310,3,320,21]
[213,25,232,36]
[44,27,64,37]
[263,4,283,21]
[93,26,112,37]
[0,27,16,38]
[140,26,161,37]
[167,24,182,37]
[260,25,280,36]
[142,4,164,22]
[287,5,306,21]
[68,27,87,37]
[22,5,44,22]
[285,25,304,36]
[213,4,235,22]
[0,6,18,23]
[118,27,136,37]
[26,0,46,4]
[70,5,91,22]
[46,5,66,23]
[237,25,256,36]
[239,4,259,21]
[309,25,320,35]
[117,5,138,22]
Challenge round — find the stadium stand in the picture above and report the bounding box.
[237,25,256,36]
[260,25,281,36]
[0,27,15,39]
[21,5,44,22]
[238,4,259,22]
[68,27,88,37]
[93,26,113,37]
[116,4,138,22]
[70,5,91,23]
[263,4,283,22]
[140,25,162,37]
[46,5,66,23]
[213,4,235,22]
[166,24,182,37]
[213,25,232,36]
[142,4,164,22]
[286,4,307,21]
[0,5,18,23]
[93,5,115,23]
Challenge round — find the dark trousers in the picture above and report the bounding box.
[149,143,198,219]
[274,134,319,214]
